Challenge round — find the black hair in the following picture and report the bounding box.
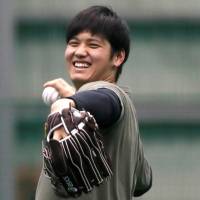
[66,5,130,81]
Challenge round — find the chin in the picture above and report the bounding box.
[72,78,88,89]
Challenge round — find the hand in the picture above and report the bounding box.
[43,78,76,98]
[50,98,75,140]
[51,98,75,114]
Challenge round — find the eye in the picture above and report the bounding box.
[89,43,100,49]
[68,40,79,47]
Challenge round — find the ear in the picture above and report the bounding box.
[113,50,126,68]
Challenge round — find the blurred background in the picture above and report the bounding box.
[0,0,200,199]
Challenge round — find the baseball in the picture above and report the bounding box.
[42,87,60,105]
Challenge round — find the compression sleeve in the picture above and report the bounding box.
[67,88,121,128]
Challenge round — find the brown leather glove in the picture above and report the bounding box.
[42,107,112,197]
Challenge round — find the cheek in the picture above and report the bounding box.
[64,47,73,63]
[95,52,112,68]
[92,50,109,63]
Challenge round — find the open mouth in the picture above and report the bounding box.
[73,62,90,69]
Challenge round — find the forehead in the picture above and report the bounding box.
[71,31,107,42]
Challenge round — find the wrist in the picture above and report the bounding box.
[51,98,75,113]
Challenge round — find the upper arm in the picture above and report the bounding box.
[67,88,122,128]
[133,139,153,197]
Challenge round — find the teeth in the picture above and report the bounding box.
[74,62,89,68]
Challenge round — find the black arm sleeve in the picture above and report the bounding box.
[67,88,121,128]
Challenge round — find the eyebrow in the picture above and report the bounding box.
[70,35,104,43]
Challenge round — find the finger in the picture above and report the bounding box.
[44,78,75,97]
[43,78,64,88]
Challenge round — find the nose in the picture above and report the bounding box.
[74,44,87,58]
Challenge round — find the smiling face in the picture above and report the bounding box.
[65,31,124,89]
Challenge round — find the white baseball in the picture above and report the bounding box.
[42,87,60,105]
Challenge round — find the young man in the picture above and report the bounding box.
[35,5,152,200]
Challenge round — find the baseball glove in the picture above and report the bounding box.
[42,106,113,197]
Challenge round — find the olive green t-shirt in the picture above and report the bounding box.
[35,81,152,200]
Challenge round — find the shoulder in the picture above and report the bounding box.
[78,81,134,105]
[78,80,136,118]
[78,81,129,98]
